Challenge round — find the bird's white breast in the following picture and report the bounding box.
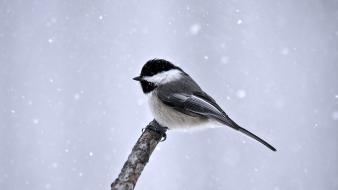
[148,92,206,129]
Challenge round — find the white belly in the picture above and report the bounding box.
[148,93,207,129]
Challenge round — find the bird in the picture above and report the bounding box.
[133,58,276,151]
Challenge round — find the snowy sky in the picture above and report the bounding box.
[0,0,338,190]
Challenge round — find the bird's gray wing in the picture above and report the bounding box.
[157,91,227,122]
[157,90,277,151]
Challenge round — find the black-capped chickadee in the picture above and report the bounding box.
[133,59,276,151]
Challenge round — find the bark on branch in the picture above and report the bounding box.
[111,120,167,190]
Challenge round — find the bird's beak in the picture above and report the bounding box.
[133,76,142,81]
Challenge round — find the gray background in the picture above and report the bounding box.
[1,0,338,190]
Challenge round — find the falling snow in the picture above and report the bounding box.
[236,89,246,98]
[51,162,59,168]
[32,118,40,124]
[74,93,80,100]
[189,23,201,35]
[0,1,337,190]
[281,47,289,55]
[313,123,319,128]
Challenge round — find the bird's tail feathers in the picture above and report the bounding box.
[218,116,276,152]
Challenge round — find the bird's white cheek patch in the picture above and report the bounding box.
[144,69,182,84]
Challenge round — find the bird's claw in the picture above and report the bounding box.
[160,133,167,142]
[145,120,168,142]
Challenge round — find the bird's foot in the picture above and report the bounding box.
[145,120,168,141]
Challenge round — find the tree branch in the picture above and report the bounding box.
[111,120,167,190]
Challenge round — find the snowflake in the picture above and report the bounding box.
[74,93,80,100]
[32,118,39,124]
[281,47,289,55]
[51,162,58,168]
[189,24,201,35]
[236,90,246,98]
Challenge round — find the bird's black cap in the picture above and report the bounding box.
[138,59,181,78]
